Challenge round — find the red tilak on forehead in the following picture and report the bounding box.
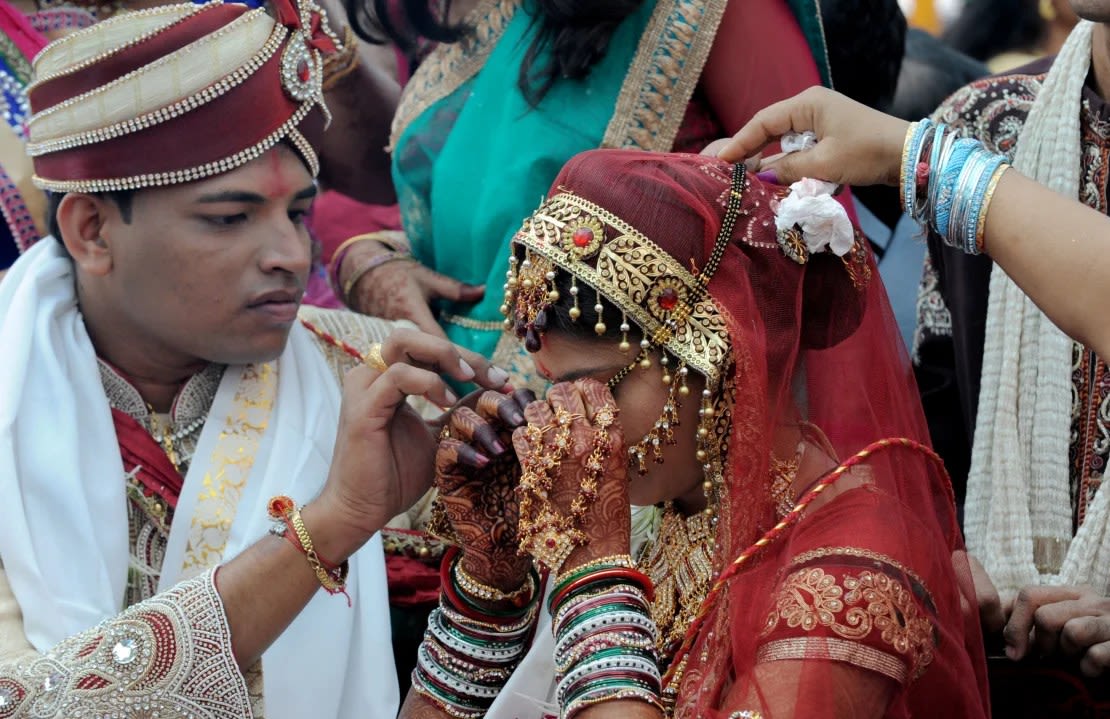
[263,149,296,199]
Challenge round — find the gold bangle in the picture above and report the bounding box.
[289,507,347,592]
[330,230,401,269]
[341,251,414,305]
[454,558,536,604]
[976,163,1009,254]
[554,553,636,582]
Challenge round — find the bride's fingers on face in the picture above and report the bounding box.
[576,379,622,438]
[451,406,507,456]
[546,382,588,422]
[513,398,554,458]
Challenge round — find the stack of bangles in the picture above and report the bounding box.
[411,547,541,718]
[327,230,413,306]
[550,555,663,718]
[901,119,1010,256]
[267,495,350,605]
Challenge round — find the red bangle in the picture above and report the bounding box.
[439,546,540,625]
[550,567,655,613]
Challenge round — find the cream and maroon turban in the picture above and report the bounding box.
[25,0,336,193]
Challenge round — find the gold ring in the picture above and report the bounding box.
[365,343,388,372]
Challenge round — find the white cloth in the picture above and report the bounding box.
[963,21,1110,596]
[0,239,399,718]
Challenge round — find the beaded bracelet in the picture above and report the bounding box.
[454,556,536,607]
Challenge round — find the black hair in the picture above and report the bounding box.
[821,0,907,111]
[350,0,645,106]
[942,0,1043,62]
[46,190,135,253]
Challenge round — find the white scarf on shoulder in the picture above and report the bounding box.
[964,20,1110,596]
[0,238,398,718]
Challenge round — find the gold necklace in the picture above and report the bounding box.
[637,503,717,661]
[146,410,180,473]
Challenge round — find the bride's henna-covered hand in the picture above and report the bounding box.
[513,379,630,574]
[435,389,536,592]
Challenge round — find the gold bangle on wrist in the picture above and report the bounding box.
[976,163,1009,254]
[454,558,536,605]
[341,251,414,305]
[267,495,349,595]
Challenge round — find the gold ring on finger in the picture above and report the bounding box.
[365,343,388,372]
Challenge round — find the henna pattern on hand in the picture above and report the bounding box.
[435,391,534,591]
[513,380,632,573]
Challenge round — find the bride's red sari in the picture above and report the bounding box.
[529,151,990,717]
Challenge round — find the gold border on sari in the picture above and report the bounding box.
[601,0,727,151]
[388,0,520,149]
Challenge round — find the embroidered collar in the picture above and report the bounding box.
[97,359,225,426]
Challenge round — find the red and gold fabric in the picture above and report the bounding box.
[25,0,339,192]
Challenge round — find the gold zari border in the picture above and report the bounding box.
[179,363,277,577]
[388,0,519,150]
[33,99,317,192]
[602,0,727,151]
[757,637,909,685]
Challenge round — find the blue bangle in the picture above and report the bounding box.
[933,138,978,239]
[963,152,1008,255]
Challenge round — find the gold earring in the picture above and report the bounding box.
[619,313,631,353]
[569,276,581,321]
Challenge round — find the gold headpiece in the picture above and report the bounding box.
[503,167,746,386]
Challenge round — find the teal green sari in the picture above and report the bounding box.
[390,0,829,370]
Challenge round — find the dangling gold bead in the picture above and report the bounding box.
[696,449,708,462]
[594,322,607,335]
[640,355,653,369]
[499,304,510,316]
[702,480,713,492]
[569,306,582,320]
[522,278,534,290]
[703,407,715,419]
[503,319,513,331]
[548,290,560,302]
[703,507,715,518]
[508,277,519,289]
[697,427,710,438]
[662,372,672,385]
[678,385,691,397]
[619,340,631,353]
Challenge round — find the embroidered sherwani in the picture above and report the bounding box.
[0,295,403,718]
